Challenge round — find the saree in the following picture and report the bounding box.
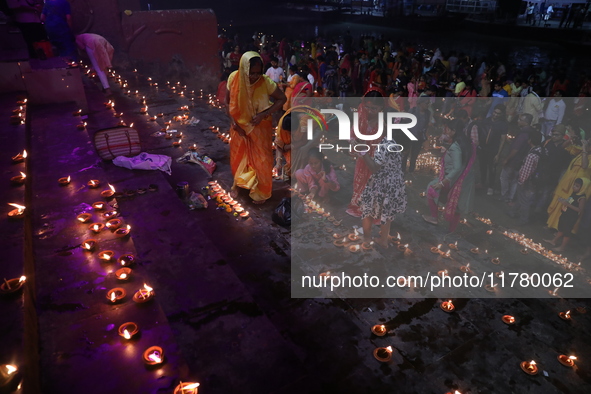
[547,148,591,231]
[228,51,277,202]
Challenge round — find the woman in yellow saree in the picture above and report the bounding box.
[226,51,286,203]
[547,139,591,230]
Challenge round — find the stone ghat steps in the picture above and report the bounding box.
[0,93,27,394]
[23,95,192,393]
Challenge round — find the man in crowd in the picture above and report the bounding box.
[499,113,535,203]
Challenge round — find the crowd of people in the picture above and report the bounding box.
[221,30,591,259]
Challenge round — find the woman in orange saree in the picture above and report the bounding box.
[226,51,286,203]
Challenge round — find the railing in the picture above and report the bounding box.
[446,0,497,13]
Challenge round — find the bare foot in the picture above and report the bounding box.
[230,188,238,198]
[373,238,389,249]
[422,214,438,225]
[543,239,556,246]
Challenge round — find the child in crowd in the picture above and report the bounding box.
[294,150,340,203]
[544,178,589,252]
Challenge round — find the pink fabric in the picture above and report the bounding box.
[295,165,340,197]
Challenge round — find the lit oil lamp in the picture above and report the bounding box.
[143,346,164,365]
[558,310,572,321]
[73,109,82,116]
[106,218,122,230]
[91,201,105,210]
[361,242,374,251]
[459,263,471,273]
[81,239,96,251]
[348,229,360,242]
[98,250,114,263]
[115,267,132,281]
[189,144,198,151]
[371,324,387,336]
[448,241,458,250]
[557,355,577,368]
[7,203,25,219]
[10,172,26,185]
[106,287,126,304]
[470,247,480,254]
[118,254,135,266]
[103,210,118,219]
[496,271,504,278]
[76,122,87,130]
[397,243,409,252]
[485,284,496,292]
[445,391,462,394]
[11,150,27,163]
[149,116,157,121]
[87,179,100,188]
[133,283,155,303]
[114,112,123,118]
[173,382,200,394]
[419,192,426,197]
[333,237,347,247]
[520,248,529,255]
[437,269,449,277]
[486,229,493,235]
[442,250,452,259]
[390,233,401,245]
[172,139,181,147]
[76,213,92,223]
[114,225,131,238]
[502,315,516,325]
[430,244,442,254]
[520,360,538,375]
[349,244,361,253]
[88,223,105,234]
[100,184,116,199]
[491,257,500,265]
[240,211,250,219]
[440,300,455,312]
[118,322,139,340]
[140,106,148,114]
[373,346,393,362]
[58,176,71,186]
[0,276,26,294]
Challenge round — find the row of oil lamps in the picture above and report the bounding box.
[206,181,249,218]
[73,177,200,393]
[2,117,26,391]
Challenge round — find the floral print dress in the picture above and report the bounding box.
[360,139,407,223]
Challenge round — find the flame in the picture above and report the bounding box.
[148,351,162,363]
[530,360,536,366]
[565,310,571,317]
[143,284,153,293]
[5,365,17,374]
[184,382,200,390]
[8,203,25,213]
[20,172,26,178]
[126,225,131,231]
[93,224,100,231]
[130,123,134,128]
[119,273,127,279]
[110,291,116,301]
[123,329,131,339]
[454,391,461,394]
[569,356,577,361]
[385,346,393,352]
[108,184,115,192]
[83,242,91,249]
[18,276,26,283]
[23,150,28,158]
[102,253,111,260]
[437,244,442,249]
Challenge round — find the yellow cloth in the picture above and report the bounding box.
[547,149,591,231]
[227,51,277,201]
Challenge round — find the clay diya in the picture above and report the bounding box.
[106,287,126,304]
[118,322,139,339]
[371,324,387,337]
[143,346,164,365]
[373,346,393,362]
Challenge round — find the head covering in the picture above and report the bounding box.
[575,178,591,198]
[228,51,265,134]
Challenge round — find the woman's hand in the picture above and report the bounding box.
[251,110,268,126]
[233,122,247,137]
[318,171,327,183]
[558,197,567,205]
